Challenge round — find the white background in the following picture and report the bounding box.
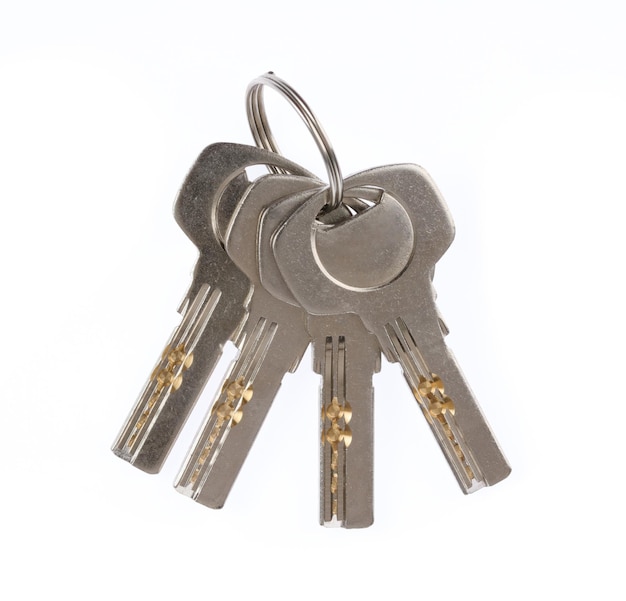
[1,1,625,599]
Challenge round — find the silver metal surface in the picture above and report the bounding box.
[246,72,344,211]
[257,187,382,528]
[174,174,319,508]
[272,164,511,492]
[112,142,315,473]
[315,188,415,289]
[257,190,365,306]
[312,313,380,528]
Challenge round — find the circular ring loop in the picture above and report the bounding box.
[246,72,343,211]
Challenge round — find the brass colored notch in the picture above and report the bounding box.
[127,343,194,449]
[417,374,444,397]
[323,396,352,518]
[190,377,253,485]
[413,373,473,480]
[412,374,455,422]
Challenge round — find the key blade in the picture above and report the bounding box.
[174,142,318,249]
[174,303,310,508]
[112,283,246,473]
[312,314,380,529]
[384,315,511,491]
[176,171,318,507]
[114,144,318,474]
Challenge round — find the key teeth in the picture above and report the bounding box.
[465,479,486,494]
[174,481,226,509]
[174,482,196,499]
[322,516,344,528]
[174,480,209,504]
[321,515,375,529]
[111,446,132,463]
[111,444,162,474]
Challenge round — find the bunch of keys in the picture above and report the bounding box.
[112,72,511,528]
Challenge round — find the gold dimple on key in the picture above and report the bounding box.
[127,344,194,449]
[323,397,352,515]
[413,373,474,481]
[189,377,253,485]
[314,191,415,290]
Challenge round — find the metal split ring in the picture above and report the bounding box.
[246,72,344,211]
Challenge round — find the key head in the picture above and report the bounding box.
[174,142,316,250]
[272,164,455,319]
[314,186,415,289]
[224,175,323,287]
[257,185,363,306]
[173,142,317,307]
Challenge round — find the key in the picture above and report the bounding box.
[174,174,322,508]
[257,187,382,527]
[312,314,380,527]
[112,142,315,473]
[272,165,511,493]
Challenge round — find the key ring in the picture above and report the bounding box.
[246,72,344,211]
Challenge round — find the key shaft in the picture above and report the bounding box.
[312,313,380,528]
[272,165,511,492]
[175,174,320,507]
[112,283,220,470]
[113,143,315,473]
[174,287,311,507]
